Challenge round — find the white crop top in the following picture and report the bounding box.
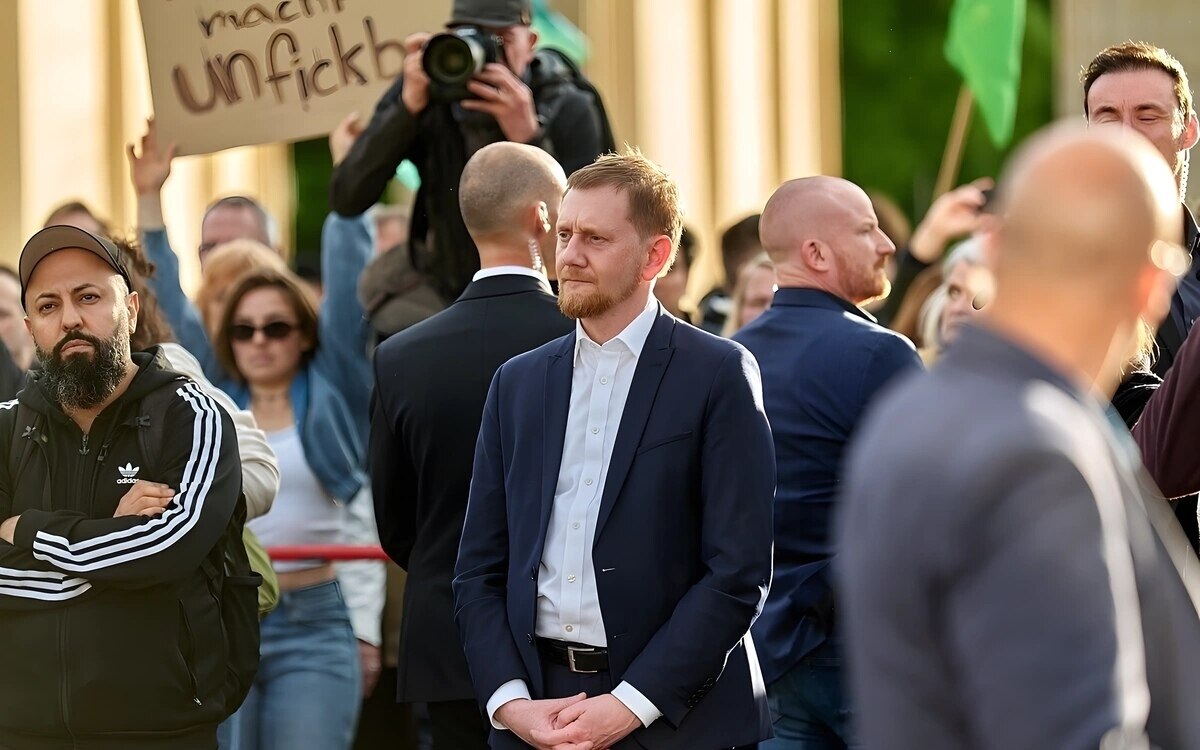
[248,425,345,573]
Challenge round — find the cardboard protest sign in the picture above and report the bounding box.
[138,0,450,156]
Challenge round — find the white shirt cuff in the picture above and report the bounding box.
[487,679,532,730]
[611,681,662,728]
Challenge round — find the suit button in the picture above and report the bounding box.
[526,634,534,644]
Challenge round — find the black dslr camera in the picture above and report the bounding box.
[423,27,506,101]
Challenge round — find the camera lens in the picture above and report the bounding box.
[424,34,483,85]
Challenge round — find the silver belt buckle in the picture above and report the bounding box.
[567,645,599,674]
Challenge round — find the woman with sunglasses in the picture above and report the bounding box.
[197,215,378,750]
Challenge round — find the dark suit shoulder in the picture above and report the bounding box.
[853,361,1096,516]
[377,288,566,360]
[499,328,575,374]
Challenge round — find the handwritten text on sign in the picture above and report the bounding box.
[138,0,450,156]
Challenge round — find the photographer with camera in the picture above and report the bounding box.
[330,0,613,304]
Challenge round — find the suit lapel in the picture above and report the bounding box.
[540,336,575,542]
[594,314,676,538]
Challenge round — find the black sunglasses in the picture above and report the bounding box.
[229,321,297,342]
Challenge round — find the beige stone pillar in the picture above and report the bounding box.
[577,0,841,298]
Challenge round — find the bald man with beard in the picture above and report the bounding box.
[370,141,573,749]
[837,123,1200,748]
[732,176,922,749]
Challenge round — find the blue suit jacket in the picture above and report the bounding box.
[734,288,922,683]
[454,308,776,749]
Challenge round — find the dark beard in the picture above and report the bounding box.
[36,328,129,411]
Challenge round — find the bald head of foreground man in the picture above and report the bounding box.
[983,122,1186,395]
[837,121,1200,750]
[760,176,897,305]
[459,141,568,279]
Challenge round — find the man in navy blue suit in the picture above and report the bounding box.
[454,151,776,750]
[734,176,922,749]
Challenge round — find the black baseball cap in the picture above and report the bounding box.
[20,225,132,310]
[449,0,532,27]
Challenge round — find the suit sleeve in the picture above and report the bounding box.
[11,383,240,587]
[370,359,419,569]
[618,347,776,728]
[453,368,533,708]
[1133,325,1200,498]
[945,449,1147,749]
[329,77,421,217]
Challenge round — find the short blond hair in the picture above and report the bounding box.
[566,149,683,274]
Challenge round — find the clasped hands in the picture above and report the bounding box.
[497,693,641,750]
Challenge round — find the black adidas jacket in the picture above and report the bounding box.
[0,348,242,749]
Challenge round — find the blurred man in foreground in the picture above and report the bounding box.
[838,123,1200,748]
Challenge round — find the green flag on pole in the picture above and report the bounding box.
[944,0,1026,147]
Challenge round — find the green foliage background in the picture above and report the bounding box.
[840,0,1055,223]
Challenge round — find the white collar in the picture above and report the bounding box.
[472,265,552,292]
[573,295,660,364]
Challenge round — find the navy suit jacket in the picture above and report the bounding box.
[453,307,776,749]
[734,288,922,684]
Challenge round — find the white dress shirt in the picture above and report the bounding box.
[487,296,664,730]
[472,264,552,292]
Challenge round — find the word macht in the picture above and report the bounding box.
[172,17,401,113]
[199,0,348,39]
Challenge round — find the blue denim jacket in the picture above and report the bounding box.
[141,213,374,502]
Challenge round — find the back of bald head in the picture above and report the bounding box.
[993,121,1181,291]
[459,143,568,243]
[759,176,865,264]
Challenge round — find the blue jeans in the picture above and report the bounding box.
[219,580,362,750]
[760,639,857,750]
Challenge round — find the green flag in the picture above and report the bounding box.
[944,0,1026,147]
[532,0,589,67]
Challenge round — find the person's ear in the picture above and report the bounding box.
[1136,261,1177,332]
[1182,111,1200,151]
[800,239,830,272]
[643,235,673,281]
[126,291,140,334]
[978,221,1002,272]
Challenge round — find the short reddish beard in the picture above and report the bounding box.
[557,256,644,320]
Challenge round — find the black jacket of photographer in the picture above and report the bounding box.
[329,49,613,301]
[0,348,244,749]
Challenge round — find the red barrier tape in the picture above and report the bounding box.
[267,545,390,561]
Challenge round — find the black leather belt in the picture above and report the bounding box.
[536,638,609,674]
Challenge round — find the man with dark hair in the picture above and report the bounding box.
[1083,41,1199,376]
[0,225,247,749]
[1082,41,1200,550]
[698,214,762,333]
[329,0,613,302]
[454,151,774,749]
[372,141,572,749]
